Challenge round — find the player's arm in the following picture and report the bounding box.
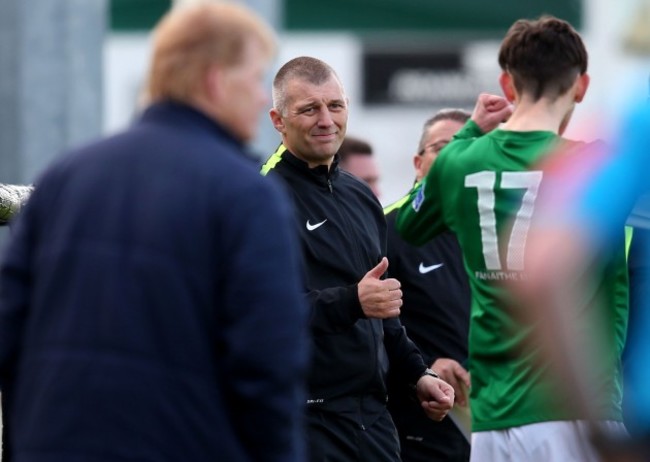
[394,152,452,246]
[469,93,513,134]
[450,120,483,143]
[446,93,512,146]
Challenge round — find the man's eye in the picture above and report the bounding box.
[433,143,448,153]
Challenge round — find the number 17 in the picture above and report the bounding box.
[465,171,543,271]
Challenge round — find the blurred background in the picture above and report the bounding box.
[103,0,650,205]
[1,0,650,220]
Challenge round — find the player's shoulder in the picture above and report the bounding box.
[435,136,484,175]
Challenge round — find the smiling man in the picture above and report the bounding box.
[261,56,455,462]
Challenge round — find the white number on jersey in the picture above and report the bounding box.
[465,171,543,271]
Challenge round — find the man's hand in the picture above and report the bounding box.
[416,374,455,421]
[431,358,471,407]
[471,93,513,133]
[358,257,402,319]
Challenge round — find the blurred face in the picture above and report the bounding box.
[213,40,271,142]
[414,118,465,182]
[341,154,381,199]
[270,76,348,168]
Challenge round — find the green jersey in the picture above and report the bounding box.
[396,121,628,432]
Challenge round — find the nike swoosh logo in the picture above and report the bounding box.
[419,262,444,274]
[306,219,327,231]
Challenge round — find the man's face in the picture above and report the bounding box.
[414,119,465,182]
[270,76,348,168]
[216,40,270,142]
[341,155,381,199]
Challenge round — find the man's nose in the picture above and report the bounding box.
[317,108,334,126]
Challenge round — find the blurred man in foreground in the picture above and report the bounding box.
[519,100,650,461]
[0,3,308,461]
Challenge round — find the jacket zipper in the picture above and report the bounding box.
[328,174,380,389]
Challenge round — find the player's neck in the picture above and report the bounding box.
[501,94,575,135]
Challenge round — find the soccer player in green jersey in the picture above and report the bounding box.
[396,16,629,461]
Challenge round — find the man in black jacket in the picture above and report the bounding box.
[262,56,455,461]
[384,109,474,462]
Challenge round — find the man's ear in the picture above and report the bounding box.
[413,154,425,182]
[499,71,516,103]
[413,154,422,172]
[204,64,223,102]
[269,108,285,134]
[574,73,590,103]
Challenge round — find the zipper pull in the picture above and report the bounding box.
[327,179,333,193]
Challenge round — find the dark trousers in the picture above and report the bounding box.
[306,399,401,462]
[389,392,470,462]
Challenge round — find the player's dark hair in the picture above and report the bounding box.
[498,16,587,101]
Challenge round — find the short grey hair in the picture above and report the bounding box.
[416,108,471,154]
[272,56,342,115]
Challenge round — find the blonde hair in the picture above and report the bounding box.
[146,2,276,104]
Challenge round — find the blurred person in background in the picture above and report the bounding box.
[337,135,381,199]
[395,15,629,461]
[384,108,473,462]
[262,55,455,462]
[0,3,309,461]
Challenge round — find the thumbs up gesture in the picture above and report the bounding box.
[358,257,403,319]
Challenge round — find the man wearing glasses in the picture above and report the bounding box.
[384,108,475,462]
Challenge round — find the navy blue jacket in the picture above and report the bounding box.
[0,102,309,462]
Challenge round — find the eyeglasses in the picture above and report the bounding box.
[418,141,449,156]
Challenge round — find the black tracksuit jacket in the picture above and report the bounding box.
[263,145,427,408]
[385,204,471,461]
